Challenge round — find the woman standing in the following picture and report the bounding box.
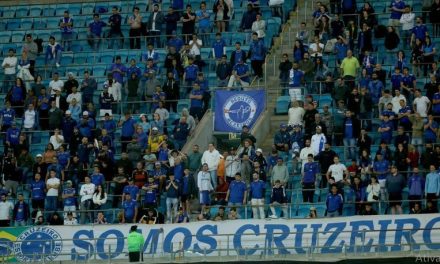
[213,0,230,32]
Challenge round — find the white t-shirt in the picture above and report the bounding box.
[309,42,324,57]
[327,163,347,182]
[413,96,430,117]
[47,177,61,196]
[23,110,36,129]
[189,39,203,56]
[80,183,96,202]
[0,201,13,220]
[288,106,305,126]
[392,95,406,113]
[49,135,64,150]
[49,80,64,95]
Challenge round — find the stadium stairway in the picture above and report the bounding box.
[258,0,314,151]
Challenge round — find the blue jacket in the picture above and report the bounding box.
[326,193,343,212]
[249,39,266,61]
[6,127,20,145]
[44,43,63,63]
[408,174,425,196]
[425,172,440,195]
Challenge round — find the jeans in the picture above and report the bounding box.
[108,31,123,49]
[46,51,62,66]
[302,182,315,203]
[327,211,340,217]
[209,170,217,189]
[411,137,423,155]
[227,75,249,88]
[45,196,58,212]
[61,32,73,51]
[343,138,357,161]
[198,27,211,46]
[15,220,27,227]
[147,30,161,48]
[251,198,265,219]
[166,197,179,222]
[80,199,93,224]
[88,33,101,51]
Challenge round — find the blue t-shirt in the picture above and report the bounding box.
[398,106,412,124]
[123,185,139,200]
[335,43,348,60]
[289,69,304,87]
[143,182,158,204]
[185,64,199,81]
[122,117,136,137]
[196,10,211,28]
[63,187,76,206]
[433,92,440,113]
[57,151,70,168]
[303,162,319,183]
[0,108,15,126]
[233,63,250,82]
[91,173,105,186]
[373,160,389,180]
[31,180,46,200]
[182,176,190,195]
[344,118,353,139]
[89,20,107,36]
[229,180,247,203]
[412,24,428,41]
[127,66,142,79]
[250,180,265,199]
[123,199,137,219]
[390,0,405,19]
[402,74,416,88]
[173,164,184,182]
[390,73,402,90]
[15,203,25,221]
[424,120,439,142]
[190,89,204,108]
[212,39,226,59]
[109,63,127,84]
[380,121,393,142]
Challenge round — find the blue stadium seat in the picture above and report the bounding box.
[275,96,290,114]
[100,54,115,64]
[74,53,88,64]
[7,20,21,31]
[93,66,107,77]
[36,32,50,42]
[50,31,62,42]
[20,19,33,30]
[11,32,25,43]
[318,94,332,107]
[46,17,60,29]
[0,21,6,31]
[60,54,73,65]
[55,4,70,16]
[16,7,29,17]
[42,7,55,17]
[2,7,16,18]
[69,5,81,16]
[33,20,46,30]
[29,6,42,17]
[0,32,11,44]
[177,99,190,112]
[82,4,95,15]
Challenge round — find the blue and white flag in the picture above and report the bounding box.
[214,90,265,132]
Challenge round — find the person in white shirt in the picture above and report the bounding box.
[48,72,64,95]
[299,139,314,172]
[23,103,37,131]
[413,89,431,118]
[49,128,64,150]
[197,163,214,211]
[225,147,241,183]
[46,169,60,212]
[92,185,108,209]
[326,156,348,189]
[1,48,17,93]
[309,35,324,59]
[154,101,169,122]
[104,77,122,102]
[189,34,203,57]
[64,212,78,225]
[66,86,82,105]
[288,100,305,126]
[311,126,326,156]
[0,194,14,227]
[391,89,406,113]
[79,176,95,224]
[251,13,266,39]
[399,5,414,48]
[201,143,221,189]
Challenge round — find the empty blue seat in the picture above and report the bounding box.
[100,54,114,64]
[2,8,16,18]
[11,32,25,43]
[93,66,107,77]
[33,20,46,30]
[29,7,42,17]
[7,20,21,31]
[47,17,60,29]
[20,19,33,30]
[275,96,290,114]
[0,32,11,43]
[16,7,29,17]
[74,53,87,64]
[42,7,55,17]
[55,4,70,16]
[60,54,73,65]
[82,3,95,15]
[177,99,190,112]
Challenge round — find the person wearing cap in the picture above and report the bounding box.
[62,180,77,218]
[77,111,95,140]
[148,126,165,154]
[127,225,144,262]
[227,56,250,89]
[44,36,63,68]
[310,125,326,157]
[273,123,290,152]
[151,161,168,191]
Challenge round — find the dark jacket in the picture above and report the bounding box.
[162,79,180,100]
[50,95,68,112]
[147,11,165,31]
[385,31,400,51]
[279,60,293,80]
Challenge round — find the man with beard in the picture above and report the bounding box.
[162,71,180,113]
[187,145,202,173]
[319,142,336,188]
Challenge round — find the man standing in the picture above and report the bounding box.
[225,173,247,216]
[108,6,123,50]
[165,175,179,223]
[22,34,38,77]
[196,2,211,46]
[1,48,17,93]
[0,194,13,227]
[326,156,348,191]
[79,175,95,224]
[249,172,265,219]
[248,32,266,80]
[81,71,97,107]
[197,163,213,211]
[13,193,30,226]
[302,154,319,203]
[201,143,221,189]
[340,50,359,89]
[147,4,165,48]
[88,13,107,51]
[127,225,144,262]
[59,11,74,51]
[216,55,232,87]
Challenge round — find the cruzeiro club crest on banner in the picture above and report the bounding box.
[14,227,63,262]
[223,94,257,130]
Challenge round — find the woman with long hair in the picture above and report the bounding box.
[92,185,108,210]
[7,77,26,117]
[213,0,230,32]
[422,36,436,76]
[293,39,305,63]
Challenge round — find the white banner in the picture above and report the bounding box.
[4,214,440,262]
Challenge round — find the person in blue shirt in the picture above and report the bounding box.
[167,31,184,52]
[326,184,344,217]
[101,113,117,140]
[108,6,123,49]
[378,115,394,144]
[273,123,290,152]
[212,33,226,61]
[196,2,211,46]
[118,112,137,152]
[59,11,73,51]
[249,172,265,219]
[421,36,436,76]
[425,164,440,209]
[362,50,376,75]
[142,177,158,209]
[142,43,160,65]
[189,83,204,120]
[390,67,403,91]
[400,67,416,101]
[432,87,440,121]
[335,36,349,64]
[230,42,247,66]
[411,17,428,43]
[57,145,70,170]
[397,99,412,132]
[173,117,190,150]
[45,36,63,68]
[0,101,15,133]
[226,173,247,216]
[388,0,406,26]
[183,57,199,93]
[288,62,305,89]
[227,58,251,89]
[127,59,142,80]
[109,56,127,84]
[248,32,266,79]
[302,154,320,203]
[5,122,20,151]
[30,173,46,211]
[90,166,105,187]
[62,180,77,217]
[123,178,140,201]
[423,114,439,143]
[13,193,30,226]
[367,72,384,107]
[166,174,180,223]
[88,13,107,51]
[122,193,138,223]
[373,152,390,199]
[408,167,425,210]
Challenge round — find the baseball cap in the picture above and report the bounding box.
[256,148,263,153]
[65,110,71,115]
[66,180,72,185]
[36,154,43,158]
[82,111,89,116]
[152,127,158,131]
[155,161,161,165]
[280,123,287,128]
